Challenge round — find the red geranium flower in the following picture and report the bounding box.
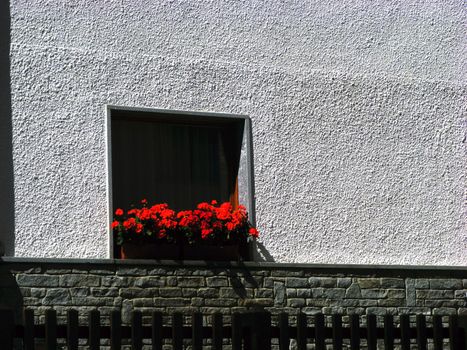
[115,208,124,216]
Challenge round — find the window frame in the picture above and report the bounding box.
[105,105,256,258]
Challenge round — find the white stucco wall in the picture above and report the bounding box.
[8,0,467,264]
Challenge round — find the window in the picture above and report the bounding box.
[106,106,256,257]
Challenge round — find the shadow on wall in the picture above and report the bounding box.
[0,260,24,324]
[0,0,14,256]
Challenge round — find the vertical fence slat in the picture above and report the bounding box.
[314,313,325,350]
[151,311,163,350]
[384,314,394,350]
[458,315,467,350]
[45,309,57,350]
[350,314,360,350]
[416,314,427,350]
[212,313,223,350]
[110,310,121,350]
[89,310,100,350]
[332,314,343,350]
[192,312,203,350]
[400,314,410,350]
[172,312,183,350]
[367,314,377,350]
[278,313,290,350]
[132,310,143,350]
[432,315,443,350]
[296,312,307,350]
[0,309,15,350]
[449,315,459,350]
[255,312,271,350]
[23,309,35,350]
[66,309,79,350]
[231,312,242,350]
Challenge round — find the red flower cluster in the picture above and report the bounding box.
[112,199,259,246]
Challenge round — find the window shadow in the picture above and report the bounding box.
[0,0,15,256]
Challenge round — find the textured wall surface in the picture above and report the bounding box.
[8,0,467,264]
[1,259,466,323]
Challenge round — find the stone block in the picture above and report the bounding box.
[255,288,273,298]
[206,277,228,287]
[381,278,405,288]
[287,298,305,307]
[286,278,308,288]
[101,276,132,288]
[239,298,274,307]
[199,288,220,298]
[361,289,388,299]
[43,289,71,305]
[159,288,183,297]
[153,298,191,307]
[274,282,285,305]
[91,287,119,297]
[205,298,237,307]
[182,288,198,297]
[324,288,346,299]
[116,268,147,276]
[433,307,457,315]
[308,277,337,288]
[286,289,297,297]
[60,275,100,287]
[296,289,313,298]
[17,275,59,287]
[416,290,454,299]
[337,278,352,288]
[387,289,406,299]
[271,270,304,277]
[134,277,165,288]
[430,279,462,290]
[345,283,361,298]
[356,278,381,289]
[119,287,158,298]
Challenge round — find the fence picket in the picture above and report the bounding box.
[400,314,410,350]
[231,312,241,350]
[132,310,143,350]
[384,314,394,350]
[366,314,377,350]
[23,309,34,350]
[66,309,79,350]
[89,310,100,350]
[332,314,343,350]
[449,315,458,350]
[151,311,163,350]
[45,309,57,350]
[192,312,203,350]
[110,310,121,350]
[350,314,360,350]
[172,312,183,350]
[296,312,307,350]
[0,309,14,350]
[314,313,325,350]
[278,312,290,350]
[212,312,223,350]
[416,314,427,350]
[432,315,443,350]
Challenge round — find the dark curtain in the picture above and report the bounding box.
[112,119,237,211]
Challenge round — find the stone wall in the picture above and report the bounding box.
[1,258,466,324]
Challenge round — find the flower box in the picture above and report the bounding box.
[182,243,240,261]
[120,242,180,260]
[113,200,258,261]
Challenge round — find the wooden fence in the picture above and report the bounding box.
[0,309,466,349]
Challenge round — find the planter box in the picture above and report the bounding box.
[182,243,240,261]
[120,242,244,261]
[120,243,180,260]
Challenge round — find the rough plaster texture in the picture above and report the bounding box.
[8,0,467,264]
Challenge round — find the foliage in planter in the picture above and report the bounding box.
[112,199,258,247]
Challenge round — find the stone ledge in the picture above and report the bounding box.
[1,257,466,278]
